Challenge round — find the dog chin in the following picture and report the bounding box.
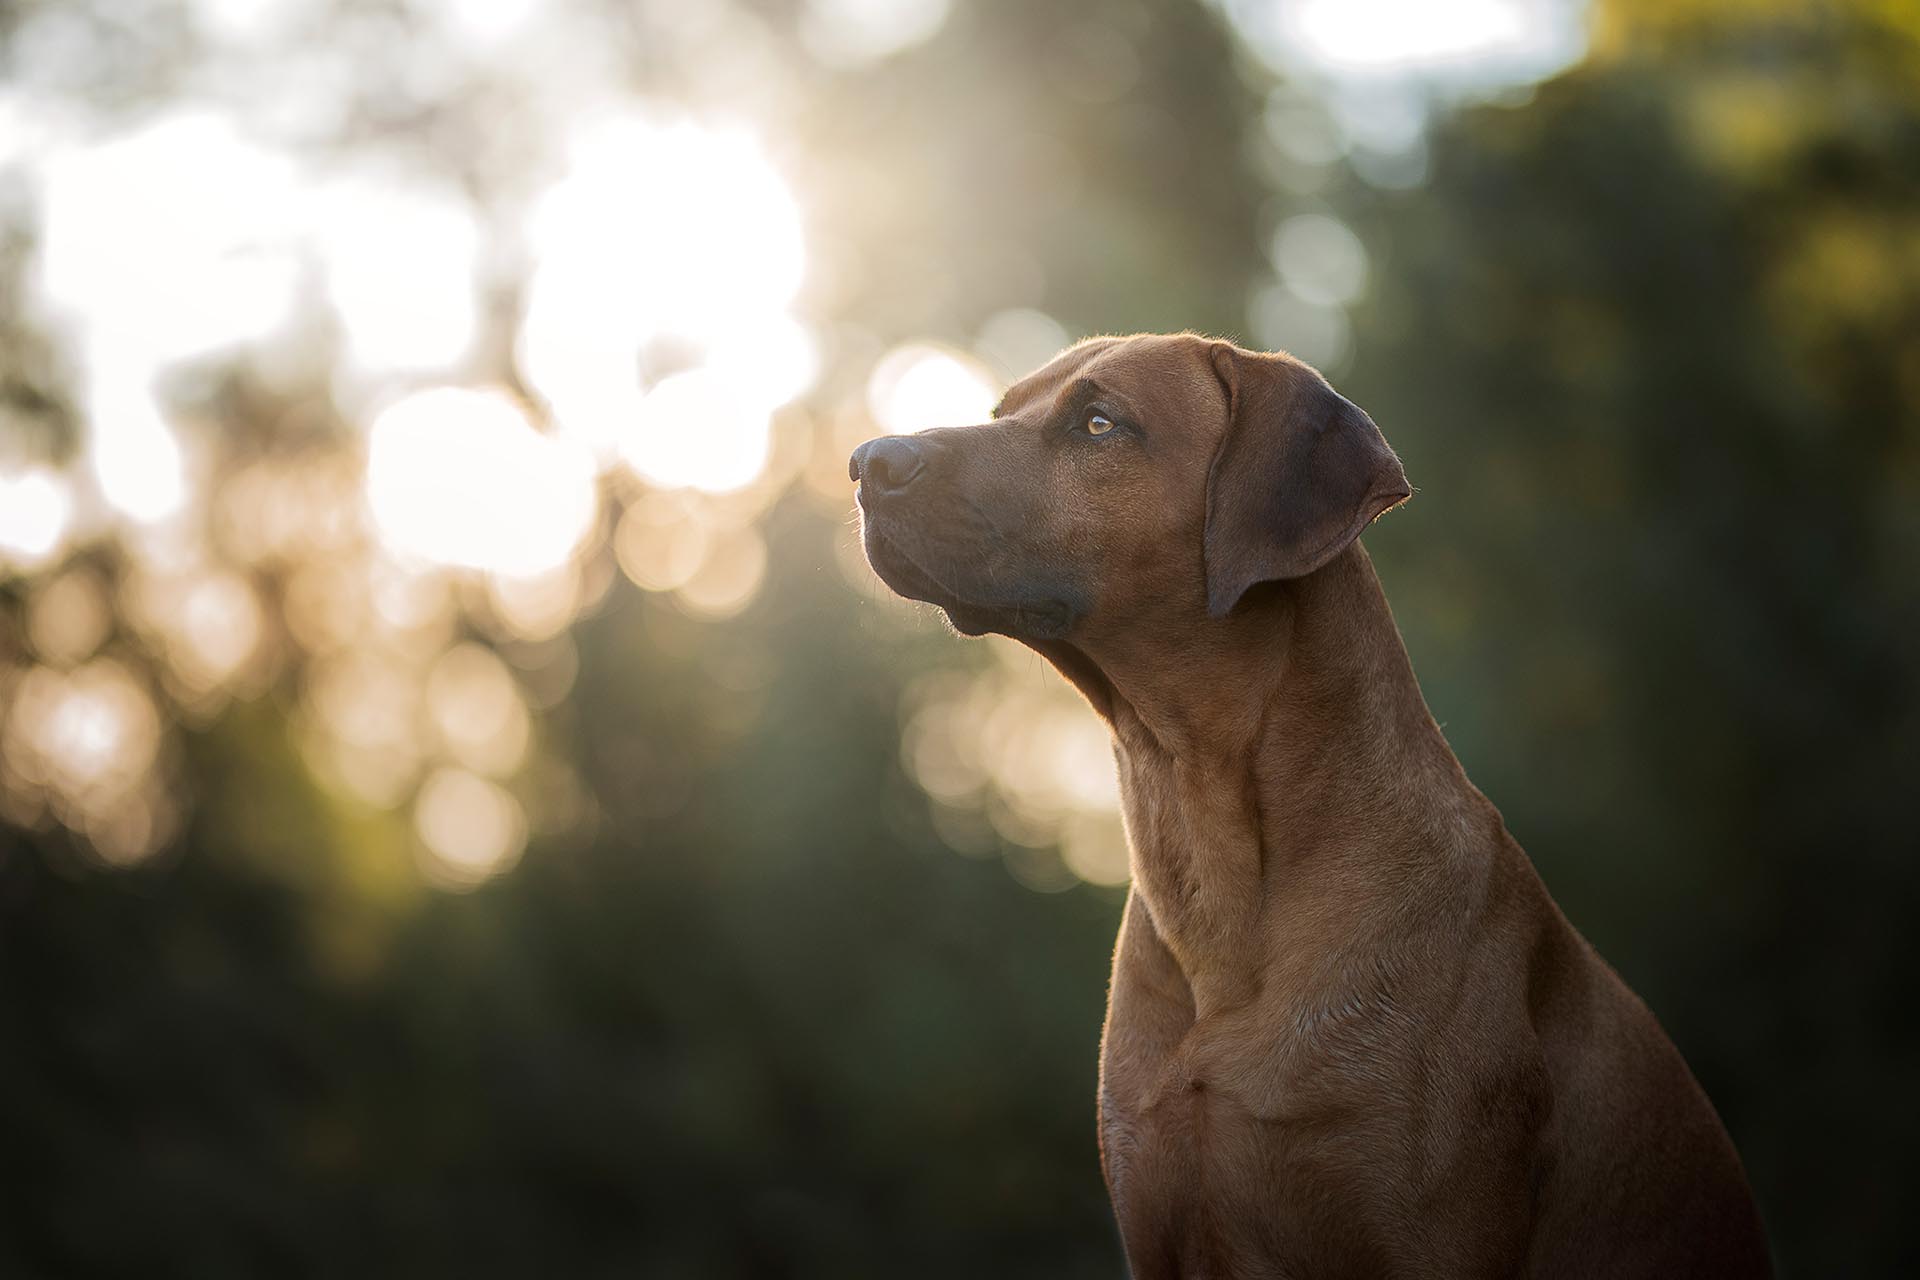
[938,603,1010,638]
[944,602,1076,641]
[861,528,1078,641]
[861,527,956,606]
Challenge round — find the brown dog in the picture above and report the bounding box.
[851,334,1770,1277]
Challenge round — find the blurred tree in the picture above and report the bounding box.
[1345,2,1920,1272]
[0,0,1915,1276]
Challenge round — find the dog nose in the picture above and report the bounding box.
[849,436,926,497]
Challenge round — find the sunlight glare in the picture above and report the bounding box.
[421,0,544,47]
[88,360,189,523]
[37,111,302,360]
[0,467,73,572]
[318,177,480,374]
[1221,0,1586,85]
[866,343,999,435]
[35,110,303,524]
[624,368,771,493]
[365,387,598,577]
[1296,0,1532,71]
[707,314,821,418]
[800,0,952,68]
[518,114,811,494]
[486,563,584,643]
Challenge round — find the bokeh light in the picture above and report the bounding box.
[0,42,1130,896]
[318,176,481,375]
[0,467,73,572]
[865,342,999,435]
[304,650,427,810]
[800,0,953,68]
[624,368,774,493]
[1,657,173,865]
[413,766,527,888]
[901,637,1129,888]
[365,387,599,577]
[132,567,267,698]
[518,114,811,492]
[425,643,532,779]
[0,0,1908,1270]
[4,660,160,802]
[3,13,1095,890]
[26,568,112,666]
[35,109,305,524]
[615,491,713,593]
[1269,214,1370,306]
[1218,0,1586,86]
[973,308,1071,383]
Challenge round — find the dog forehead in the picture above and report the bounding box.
[1084,335,1231,444]
[999,337,1120,408]
[1080,334,1218,394]
[1004,333,1222,425]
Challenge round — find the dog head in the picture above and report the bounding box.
[850,333,1409,647]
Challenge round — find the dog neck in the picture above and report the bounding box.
[1049,544,1491,1005]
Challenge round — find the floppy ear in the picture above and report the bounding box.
[1204,344,1411,617]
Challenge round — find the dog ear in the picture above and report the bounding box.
[1204,344,1411,617]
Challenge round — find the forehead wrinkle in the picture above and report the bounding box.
[1053,375,1103,412]
[1069,337,1229,447]
[1080,338,1190,413]
[997,337,1122,416]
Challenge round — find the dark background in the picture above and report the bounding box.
[1,0,1917,1275]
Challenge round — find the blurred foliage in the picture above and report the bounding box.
[1,0,1916,1276]
[1348,3,1920,1272]
[1,516,1127,1276]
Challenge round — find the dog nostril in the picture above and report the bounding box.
[852,436,925,496]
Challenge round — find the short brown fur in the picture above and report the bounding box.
[851,333,1769,1277]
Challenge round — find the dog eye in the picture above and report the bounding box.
[1084,412,1115,436]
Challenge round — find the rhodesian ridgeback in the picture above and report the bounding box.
[851,334,1770,1277]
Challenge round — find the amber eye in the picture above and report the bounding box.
[1085,412,1115,436]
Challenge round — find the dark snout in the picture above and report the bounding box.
[849,435,927,501]
[849,425,1088,642]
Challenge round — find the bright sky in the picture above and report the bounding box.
[1221,0,1587,86]
[21,104,818,575]
[517,115,814,493]
[8,0,1589,580]
[0,0,1596,885]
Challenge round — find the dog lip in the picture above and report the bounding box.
[864,525,960,607]
[863,523,1079,640]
